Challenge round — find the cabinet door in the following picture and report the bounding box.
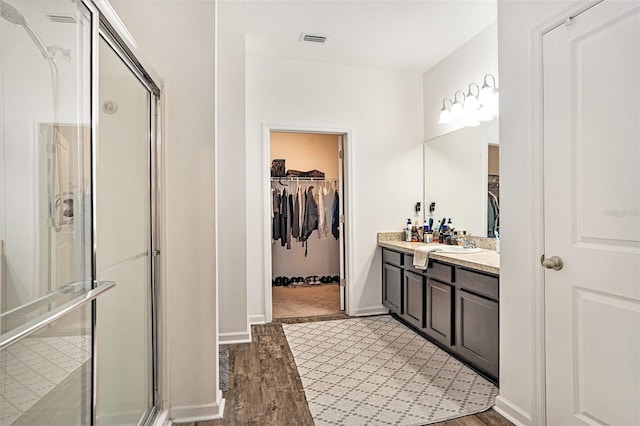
[401,270,425,329]
[383,263,402,314]
[456,289,499,379]
[425,278,454,346]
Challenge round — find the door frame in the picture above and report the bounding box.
[262,124,354,323]
[530,1,603,424]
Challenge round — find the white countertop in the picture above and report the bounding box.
[377,238,500,275]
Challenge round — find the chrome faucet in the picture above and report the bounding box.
[458,238,478,249]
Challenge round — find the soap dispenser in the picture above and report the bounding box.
[405,218,412,242]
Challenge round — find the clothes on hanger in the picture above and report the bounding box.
[488,191,499,237]
[331,190,340,239]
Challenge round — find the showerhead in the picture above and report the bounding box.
[0,0,26,26]
[0,1,50,59]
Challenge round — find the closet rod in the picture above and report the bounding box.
[270,177,338,181]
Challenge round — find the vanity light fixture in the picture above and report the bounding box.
[438,98,453,124]
[450,91,465,120]
[479,74,498,105]
[464,83,480,113]
[439,74,499,128]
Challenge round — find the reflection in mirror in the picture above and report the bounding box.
[423,119,499,238]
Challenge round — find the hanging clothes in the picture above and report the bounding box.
[272,189,281,242]
[488,191,500,237]
[317,187,327,239]
[331,190,340,239]
[280,188,288,247]
[291,189,300,239]
[301,186,318,241]
[286,193,293,249]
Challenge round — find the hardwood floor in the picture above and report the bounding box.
[189,316,513,426]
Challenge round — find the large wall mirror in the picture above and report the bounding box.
[423,119,499,238]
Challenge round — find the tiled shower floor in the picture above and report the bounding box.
[0,335,91,425]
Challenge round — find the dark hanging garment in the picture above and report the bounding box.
[272,190,281,241]
[291,191,300,239]
[301,187,318,241]
[331,191,340,239]
[280,189,288,247]
[286,193,293,249]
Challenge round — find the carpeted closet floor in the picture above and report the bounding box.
[272,284,343,318]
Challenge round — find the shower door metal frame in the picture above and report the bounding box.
[84,1,164,424]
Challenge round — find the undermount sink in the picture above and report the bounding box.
[431,246,482,254]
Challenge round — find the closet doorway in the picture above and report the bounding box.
[265,128,349,321]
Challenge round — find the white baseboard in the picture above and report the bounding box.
[248,314,266,325]
[353,305,389,317]
[494,395,532,426]
[169,398,226,423]
[219,330,251,345]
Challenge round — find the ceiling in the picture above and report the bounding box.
[220,0,497,73]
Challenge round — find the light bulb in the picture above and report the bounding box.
[438,98,453,124]
[464,95,479,113]
[465,83,480,113]
[439,107,452,124]
[451,101,464,120]
[479,85,493,105]
[451,91,465,121]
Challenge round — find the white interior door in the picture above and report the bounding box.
[543,2,640,425]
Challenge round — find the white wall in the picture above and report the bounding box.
[246,56,424,319]
[217,3,249,336]
[423,22,498,141]
[495,1,572,425]
[108,1,221,422]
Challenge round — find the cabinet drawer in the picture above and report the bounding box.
[404,254,426,274]
[382,248,402,267]
[456,268,499,300]
[427,261,454,284]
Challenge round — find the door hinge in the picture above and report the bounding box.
[340,215,345,224]
[339,150,344,159]
[152,249,161,257]
[340,278,346,287]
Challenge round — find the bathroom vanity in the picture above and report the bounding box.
[378,235,500,382]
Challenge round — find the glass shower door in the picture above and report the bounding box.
[95,37,154,424]
[1,1,94,424]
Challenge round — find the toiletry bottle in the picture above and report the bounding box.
[405,219,412,242]
[416,221,424,242]
[411,221,419,242]
[433,229,439,244]
[425,231,433,244]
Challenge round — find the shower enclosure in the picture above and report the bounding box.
[0,1,162,424]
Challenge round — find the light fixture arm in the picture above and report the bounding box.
[482,74,498,91]
[466,82,480,98]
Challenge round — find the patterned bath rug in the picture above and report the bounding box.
[282,315,498,426]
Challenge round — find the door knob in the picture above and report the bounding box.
[541,255,564,271]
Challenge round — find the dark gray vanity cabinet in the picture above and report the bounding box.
[382,249,403,314]
[402,270,425,329]
[455,268,500,379]
[383,263,402,314]
[425,278,454,346]
[381,247,500,381]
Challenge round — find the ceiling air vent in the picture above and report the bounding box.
[47,14,77,24]
[300,33,328,44]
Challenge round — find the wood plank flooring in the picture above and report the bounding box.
[190,316,513,426]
